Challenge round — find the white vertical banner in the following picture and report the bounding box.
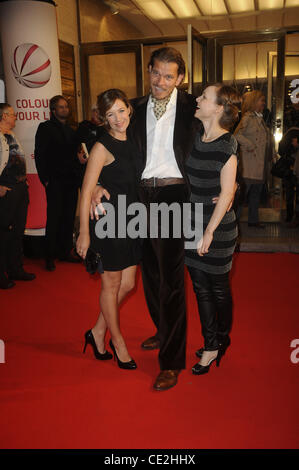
[0,0,62,232]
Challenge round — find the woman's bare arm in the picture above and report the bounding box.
[76,142,108,257]
[197,154,237,256]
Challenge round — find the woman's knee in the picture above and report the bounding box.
[120,277,135,294]
[101,272,122,293]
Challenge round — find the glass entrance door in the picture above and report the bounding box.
[81,44,142,117]
[268,49,299,215]
[187,25,207,96]
[221,40,281,221]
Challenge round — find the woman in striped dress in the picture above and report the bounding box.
[185,84,241,375]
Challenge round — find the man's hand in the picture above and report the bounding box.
[77,148,87,165]
[90,185,110,220]
[0,185,11,197]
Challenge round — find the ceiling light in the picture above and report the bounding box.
[285,0,299,6]
[196,0,227,16]
[165,0,200,18]
[134,0,174,20]
[103,0,119,15]
[259,0,284,10]
[226,0,255,13]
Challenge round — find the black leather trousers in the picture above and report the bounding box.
[187,266,233,351]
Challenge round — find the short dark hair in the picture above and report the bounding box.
[0,103,11,121]
[96,89,132,129]
[214,84,241,130]
[148,47,185,78]
[49,95,68,113]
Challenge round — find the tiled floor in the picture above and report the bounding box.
[237,203,299,252]
[238,221,299,253]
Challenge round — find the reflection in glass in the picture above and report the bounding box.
[88,53,137,107]
[193,39,203,97]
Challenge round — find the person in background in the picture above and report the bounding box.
[292,138,299,227]
[0,103,35,289]
[234,90,275,228]
[283,136,299,227]
[263,106,273,129]
[34,95,82,271]
[75,104,104,187]
[284,102,299,131]
[278,128,299,225]
[76,104,102,151]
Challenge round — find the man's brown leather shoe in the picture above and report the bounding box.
[141,336,160,350]
[153,370,180,391]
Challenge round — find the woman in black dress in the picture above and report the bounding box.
[185,84,241,375]
[76,89,141,370]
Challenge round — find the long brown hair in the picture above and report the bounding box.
[241,90,264,115]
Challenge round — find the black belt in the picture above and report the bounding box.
[140,177,185,188]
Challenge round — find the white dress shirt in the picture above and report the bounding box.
[142,87,183,179]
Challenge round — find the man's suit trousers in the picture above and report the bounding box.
[0,181,29,278]
[45,180,78,260]
[138,183,188,370]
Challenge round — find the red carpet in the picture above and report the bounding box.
[0,253,298,449]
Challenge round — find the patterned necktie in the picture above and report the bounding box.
[152,95,171,120]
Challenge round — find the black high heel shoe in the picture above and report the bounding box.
[192,351,219,375]
[109,339,137,370]
[195,337,231,359]
[195,347,204,359]
[83,330,113,360]
[215,342,229,367]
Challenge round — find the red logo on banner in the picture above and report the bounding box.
[11,43,51,88]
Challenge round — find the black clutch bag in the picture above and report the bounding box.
[84,248,104,274]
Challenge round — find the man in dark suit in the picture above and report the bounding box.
[129,48,198,390]
[35,95,83,271]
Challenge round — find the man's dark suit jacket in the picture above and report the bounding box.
[129,89,200,190]
[34,115,80,187]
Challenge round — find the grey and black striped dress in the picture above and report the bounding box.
[185,132,238,274]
